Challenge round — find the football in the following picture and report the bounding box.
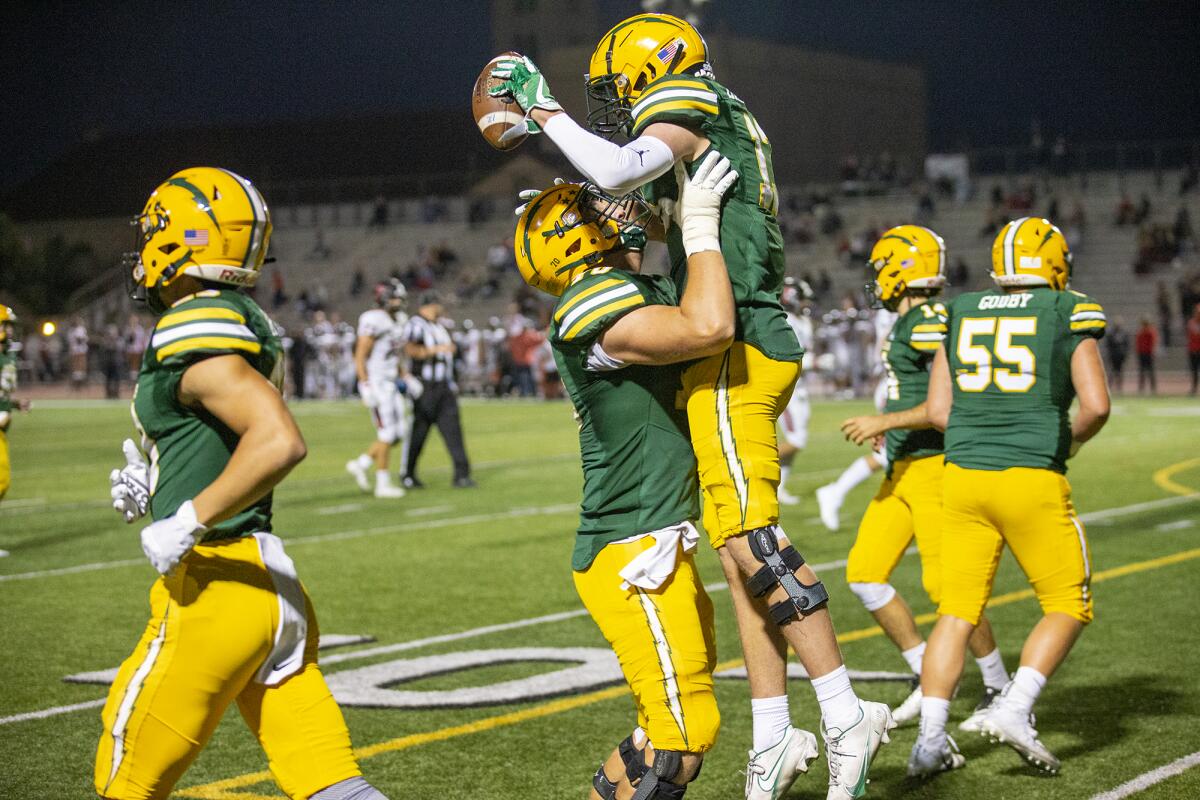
[472,51,528,151]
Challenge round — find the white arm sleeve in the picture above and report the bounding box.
[543,114,676,194]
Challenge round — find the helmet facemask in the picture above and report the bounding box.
[585,72,635,138]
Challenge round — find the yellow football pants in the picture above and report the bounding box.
[846,455,945,604]
[95,537,361,800]
[683,342,800,547]
[0,428,9,500]
[939,463,1093,626]
[574,537,720,753]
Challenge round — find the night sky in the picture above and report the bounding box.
[3,0,1198,192]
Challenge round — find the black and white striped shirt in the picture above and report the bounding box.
[404,314,455,383]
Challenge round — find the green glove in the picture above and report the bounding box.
[619,226,648,253]
[489,55,562,133]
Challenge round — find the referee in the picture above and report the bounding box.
[403,292,475,488]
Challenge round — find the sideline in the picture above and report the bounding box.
[1087,750,1200,800]
[173,544,1200,800]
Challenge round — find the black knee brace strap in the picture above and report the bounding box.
[594,734,648,799]
[629,749,689,800]
[746,527,829,625]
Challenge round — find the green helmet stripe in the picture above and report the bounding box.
[166,178,222,231]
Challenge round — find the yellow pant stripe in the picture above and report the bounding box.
[635,590,687,745]
[104,615,168,793]
[714,352,750,529]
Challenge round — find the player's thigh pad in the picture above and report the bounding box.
[988,468,1093,623]
[936,464,1006,626]
[684,343,800,545]
[845,475,914,587]
[895,455,947,605]
[95,538,280,799]
[574,538,720,753]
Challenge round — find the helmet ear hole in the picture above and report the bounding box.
[159,242,180,254]
[566,238,582,256]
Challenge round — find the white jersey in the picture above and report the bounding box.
[357,308,407,382]
[786,311,815,372]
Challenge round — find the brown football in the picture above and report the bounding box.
[472,51,528,151]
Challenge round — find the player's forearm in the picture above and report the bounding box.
[677,251,735,353]
[878,403,933,433]
[192,423,306,527]
[354,338,372,382]
[541,113,675,194]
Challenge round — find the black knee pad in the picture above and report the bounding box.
[629,750,691,800]
[745,527,829,625]
[593,734,648,799]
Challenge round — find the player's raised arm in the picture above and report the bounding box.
[598,152,736,364]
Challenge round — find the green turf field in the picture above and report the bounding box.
[1,397,1198,799]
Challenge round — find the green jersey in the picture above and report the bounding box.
[549,267,699,570]
[882,301,947,468]
[0,351,15,418]
[631,73,802,364]
[132,289,285,542]
[944,288,1106,473]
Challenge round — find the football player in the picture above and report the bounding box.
[517,153,738,799]
[835,227,1009,729]
[346,278,415,498]
[0,305,32,502]
[491,16,894,798]
[777,278,814,507]
[101,167,387,800]
[909,218,1109,777]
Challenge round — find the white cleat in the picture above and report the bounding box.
[346,459,371,493]
[823,700,895,799]
[778,486,802,506]
[906,735,966,778]
[891,682,922,727]
[957,686,1001,733]
[373,483,407,499]
[745,725,820,800]
[815,484,842,532]
[980,700,1060,774]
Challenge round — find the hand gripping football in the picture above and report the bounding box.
[472,51,528,151]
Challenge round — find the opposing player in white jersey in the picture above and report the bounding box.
[778,278,815,506]
[815,308,897,530]
[346,279,415,498]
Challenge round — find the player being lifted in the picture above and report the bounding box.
[491,14,894,799]
[101,168,387,800]
[0,305,32,502]
[835,227,1009,731]
[346,278,415,499]
[516,152,736,800]
[777,278,814,507]
[909,218,1110,777]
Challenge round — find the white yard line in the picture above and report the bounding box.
[1088,751,1200,800]
[0,698,107,726]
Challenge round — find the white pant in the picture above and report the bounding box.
[779,383,811,449]
[368,379,410,446]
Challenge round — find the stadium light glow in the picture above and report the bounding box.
[41,321,56,336]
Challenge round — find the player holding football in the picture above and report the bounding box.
[909,218,1110,777]
[777,278,814,507]
[491,15,894,799]
[835,227,1009,730]
[101,167,387,800]
[0,305,32,502]
[346,278,415,499]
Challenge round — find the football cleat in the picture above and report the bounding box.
[823,701,895,799]
[778,486,801,506]
[403,476,425,489]
[906,735,965,778]
[957,686,1000,733]
[979,702,1060,774]
[374,483,406,499]
[891,681,923,727]
[815,484,842,532]
[346,459,371,493]
[745,725,820,800]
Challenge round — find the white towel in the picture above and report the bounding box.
[618,521,700,591]
[253,533,309,685]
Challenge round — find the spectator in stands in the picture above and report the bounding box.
[1136,318,1158,394]
[1105,317,1131,393]
[369,194,389,228]
[979,204,1004,238]
[1180,270,1200,333]
[350,267,365,298]
[270,268,287,310]
[1114,192,1135,226]
[122,315,147,382]
[1051,134,1069,176]
[308,227,332,260]
[1181,160,1199,196]
[99,323,122,399]
[915,185,935,224]
[1045,196,1060,223]
[507,320,542,398]
[67,317,88,391]
[1174,206,1194,250]
[950,257,970,289]
[1188,304,1200,395]
[1157,281,1173,347]
[536,336,562,400]
[1133,193,1152,225]
[990,184,1005,207]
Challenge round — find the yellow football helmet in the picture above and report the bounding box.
[866,225,946,310]
[514,183,650,296]
[586,13,709,135]
[0,305,15,350]
[127,167,272,306]
[991,217,1071,290]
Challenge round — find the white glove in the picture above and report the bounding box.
[674,151,739,257]
[405,375,424,400]
[357,381,377,408]
[139,500,206,575]
[110,438,150,524]
[515,178,566,216]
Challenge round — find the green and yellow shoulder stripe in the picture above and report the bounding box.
[630,74,720,137]
[551,268,647,345]
[1065,290,1106,338]
[151,290,264,366]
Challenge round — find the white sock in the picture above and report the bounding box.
[375,470,392,488]
[833,456,875,495]
[811,665,860,731]
[780,464,791,487]
[902,642,926,676]
[1003,666,1047,717]
[751,695,792,751]
[975,648,1009,691]
[918,696,950,746]
[356,454,373,469]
